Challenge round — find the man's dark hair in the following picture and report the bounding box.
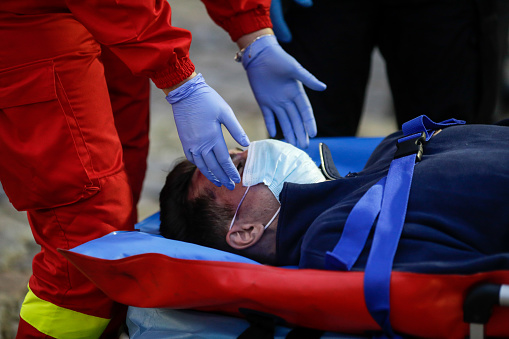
[159,158,235,252]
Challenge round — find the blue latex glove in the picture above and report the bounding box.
[166,74,250,190]
[270,0,313,43]
[242,35,326,148]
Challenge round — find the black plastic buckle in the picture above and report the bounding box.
[394,131,426,162]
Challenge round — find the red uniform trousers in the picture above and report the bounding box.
[102,46,151,223]
[0,12,135,338]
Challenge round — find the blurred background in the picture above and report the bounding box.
[1,1,507,338]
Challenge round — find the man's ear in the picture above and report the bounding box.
[226,222,265,250]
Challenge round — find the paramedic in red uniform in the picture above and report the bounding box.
[0,0,326,338]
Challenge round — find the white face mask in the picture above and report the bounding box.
[242,139,326,202]
[229,140,325,231]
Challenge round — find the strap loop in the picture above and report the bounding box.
[402,115,465,140]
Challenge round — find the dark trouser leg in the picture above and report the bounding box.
[378,0,483,126]
[279,0,379,136]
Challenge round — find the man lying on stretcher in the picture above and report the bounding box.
[159,120,509,273]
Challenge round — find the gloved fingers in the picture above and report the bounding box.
[285,101,309,148]
[202,148,237,190]
[192,153,222,188]
[261,106,277,137]
[294,85,317,138]
[294,0,313,7]
[274,106,297,146]
[212,141,241,188]
[270,0,293,43]
[293,65,327,92]
[221,109,251,148]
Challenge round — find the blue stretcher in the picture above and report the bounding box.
[63,136,509,339]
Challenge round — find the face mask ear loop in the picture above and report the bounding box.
[264,206,281,230]
[229,186,250,230]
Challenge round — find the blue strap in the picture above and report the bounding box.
[325,115,465,337]
[325,153,415,337]
[363,154,416,337]
[325,177,386,271]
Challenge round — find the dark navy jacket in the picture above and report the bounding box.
[276,123,509,273]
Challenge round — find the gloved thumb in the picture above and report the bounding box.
[294,0,313,7]
[221,109,251,147]
[270,0,293,43]
[294,66,327,91]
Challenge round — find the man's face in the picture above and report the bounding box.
[188,148,280,229]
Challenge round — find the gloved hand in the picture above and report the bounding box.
[166,73,250,190]
[242,35,326,148]
[270,0,313,43]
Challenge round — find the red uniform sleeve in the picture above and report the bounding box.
[64,0,195,89]
[200,0,272,42]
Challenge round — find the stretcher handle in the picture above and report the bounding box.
[463,283,509,339]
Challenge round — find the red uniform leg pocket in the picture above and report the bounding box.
[0,60,100,210]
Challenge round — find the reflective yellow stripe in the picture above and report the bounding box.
[20,286,110,339]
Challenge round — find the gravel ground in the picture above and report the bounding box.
[0,2,396,338]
